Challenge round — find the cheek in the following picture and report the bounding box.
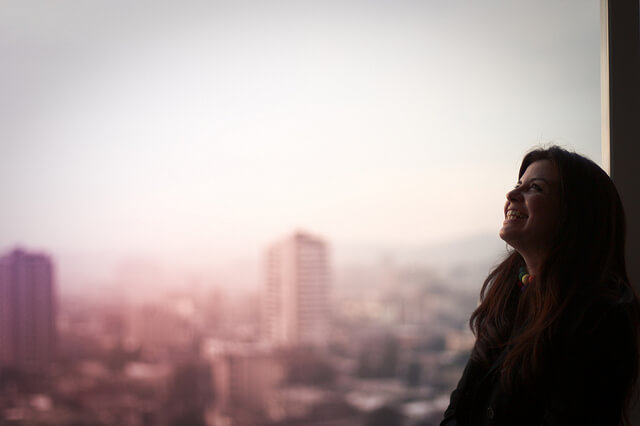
[527,200,550,223]
[534,202,560,228]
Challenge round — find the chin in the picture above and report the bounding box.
[499,228,517,247]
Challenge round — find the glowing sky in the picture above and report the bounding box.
[0,0,601,290]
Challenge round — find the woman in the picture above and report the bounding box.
[441,146,640,426]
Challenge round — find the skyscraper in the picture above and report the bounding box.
[264,231,330,347]
[0,249,57,371]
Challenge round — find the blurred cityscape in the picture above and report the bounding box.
[0,231,482,426]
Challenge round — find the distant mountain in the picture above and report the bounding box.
[334,232,507,268]
[333,232,509,290]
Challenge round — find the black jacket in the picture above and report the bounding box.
[441,303,635,426]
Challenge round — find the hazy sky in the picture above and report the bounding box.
[0,0,601,291]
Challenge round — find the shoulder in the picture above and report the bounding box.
[563,279,639,344]
[555,294,639,386]
[582,290,638,341]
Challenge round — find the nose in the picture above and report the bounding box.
[506,186,523,202]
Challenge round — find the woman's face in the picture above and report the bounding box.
[499,159,561,258]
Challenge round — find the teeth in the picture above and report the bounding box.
[506,209,527,219]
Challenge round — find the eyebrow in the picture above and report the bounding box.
[516,177,552,185]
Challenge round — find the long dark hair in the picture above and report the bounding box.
[470,146,640,414]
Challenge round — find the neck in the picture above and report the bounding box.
[520,253,543,277]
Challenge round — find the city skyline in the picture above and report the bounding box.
[0,242,475,425]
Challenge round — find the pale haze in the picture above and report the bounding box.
[0,0,601,292]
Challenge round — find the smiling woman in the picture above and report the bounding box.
[441,146,640,426]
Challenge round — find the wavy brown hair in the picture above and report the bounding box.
[469,146,640,419]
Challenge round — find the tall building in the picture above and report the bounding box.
[264,231,330,347]
[0,249,57,371]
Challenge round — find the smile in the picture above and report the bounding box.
[506,209,528,220]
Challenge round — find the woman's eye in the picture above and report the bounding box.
[530,183,541,191]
